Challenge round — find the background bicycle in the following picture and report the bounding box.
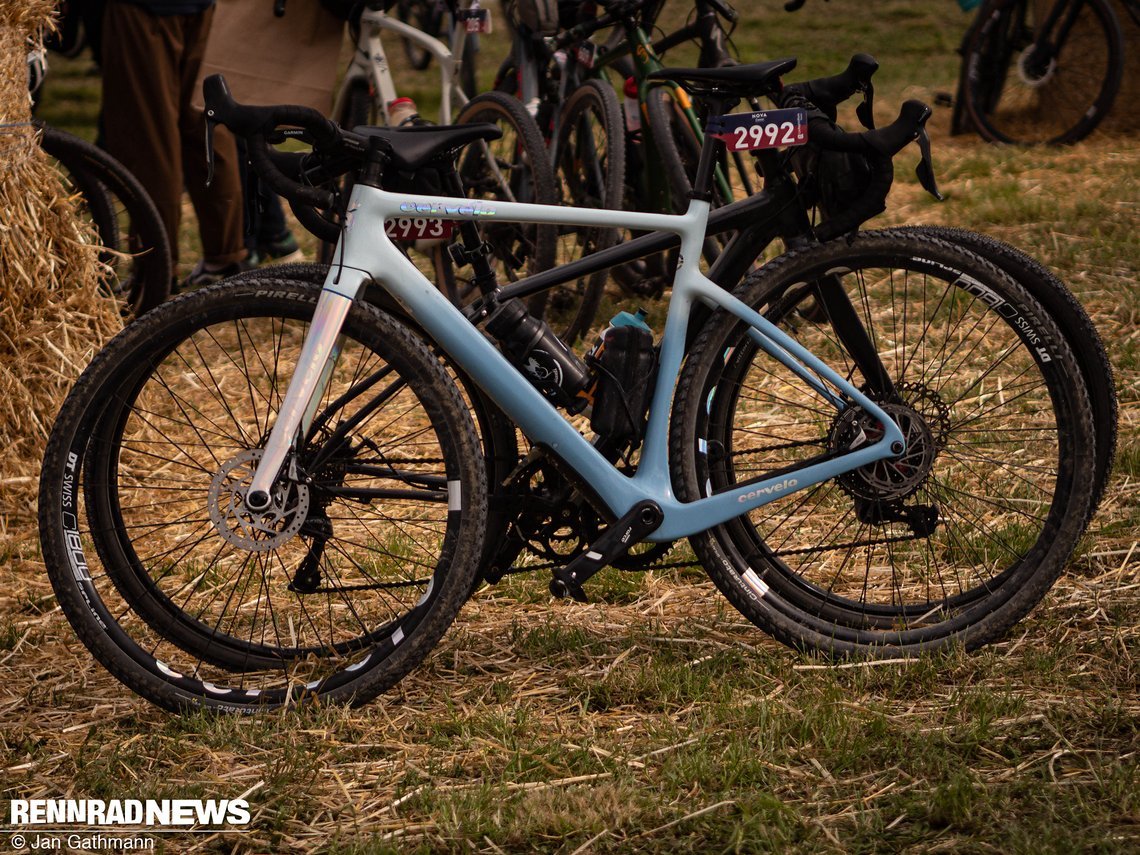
[313,0,559,312]
[951,0,1140,144]
[493,0,752,339]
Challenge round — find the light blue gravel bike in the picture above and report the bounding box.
[38,60,1097,712]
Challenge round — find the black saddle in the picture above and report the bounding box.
[351,123,503,171]
[647,58,798,98]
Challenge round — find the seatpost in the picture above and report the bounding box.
[358,136,389,188]
[690,94,734,201]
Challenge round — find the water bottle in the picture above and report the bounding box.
[387,97,420,128]
[584,309,657,444]
[485,299,591,411]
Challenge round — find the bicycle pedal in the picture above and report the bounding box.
[549,577,588,602]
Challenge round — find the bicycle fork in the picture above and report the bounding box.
[244,270,368,513]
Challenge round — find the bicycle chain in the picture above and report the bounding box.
[309,527,932,593]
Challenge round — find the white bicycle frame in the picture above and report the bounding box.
[242,181,907,542]
[330,2,474,126]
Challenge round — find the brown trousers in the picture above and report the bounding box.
[101,1,245,268]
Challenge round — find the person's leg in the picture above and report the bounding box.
[179,5,247,271]
[101,1,185,265]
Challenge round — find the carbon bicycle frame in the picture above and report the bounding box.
[332,2,472,126]
[244,183,906,543]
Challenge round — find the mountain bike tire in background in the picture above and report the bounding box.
[455,91,558,304]
[672,232,1095,656]
[644,85,739,212]
[39,279,487,711]
[961,0,1123,144]
[397,0,479,96]
[548,79,627,343]
[643,84,742,266]
[340,77,376,128]
[38,125,171,315]
[397,0,441,70]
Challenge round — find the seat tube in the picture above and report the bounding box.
[690,101,728,201]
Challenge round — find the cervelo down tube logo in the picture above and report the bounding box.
[398,200,497,218]
[8,798,250,827]
[737,478,799,502]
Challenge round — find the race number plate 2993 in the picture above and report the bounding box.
[707,107,809,152]
[385,217,455,241]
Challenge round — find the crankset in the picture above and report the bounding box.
[507,454,675,570]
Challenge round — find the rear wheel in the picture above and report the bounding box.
[673,232,1095,655]
[896,225,1116,516]
[39,280,486,711]
[962,0,1123,144]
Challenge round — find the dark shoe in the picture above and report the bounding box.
[177,259,248,293]
[253,230,304,266]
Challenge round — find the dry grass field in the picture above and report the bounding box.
[3,1,1138,851]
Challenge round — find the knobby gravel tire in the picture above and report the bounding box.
[670,232,1096,657]
[39,280,487,712]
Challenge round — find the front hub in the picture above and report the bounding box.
[207,449,311,552]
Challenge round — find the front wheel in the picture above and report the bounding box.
[672,232,1096,656]
[962,0,1124,144]
[39,279,487,711]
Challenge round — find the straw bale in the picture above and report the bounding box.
[0,4,121,546]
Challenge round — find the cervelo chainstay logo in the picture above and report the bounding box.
[737,478,799,503]
[397,200,497,217]
[9,799,250,827]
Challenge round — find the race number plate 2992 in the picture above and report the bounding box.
[707,107,808,152]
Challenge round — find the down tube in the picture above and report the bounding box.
[360,240,649,519]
